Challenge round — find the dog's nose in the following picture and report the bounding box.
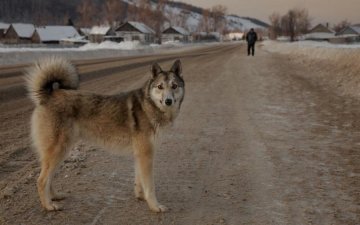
[165,99,172,106]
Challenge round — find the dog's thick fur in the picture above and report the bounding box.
[26,57,185,212]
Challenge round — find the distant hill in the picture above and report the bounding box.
[0,0,269,32]
[230,15,270,28]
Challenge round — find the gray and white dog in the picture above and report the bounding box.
[26,57,185,212]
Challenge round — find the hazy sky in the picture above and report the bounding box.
[179,0,360,26]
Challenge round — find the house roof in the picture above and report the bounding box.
[90,26,111,35]
[129,21,155,34]
[35,26,80,42]
[349,26,360,34]
[164,26,190,35]
[0,22,10,31]
[120,21,155,34]
[79,28,91,35]
[309,23,335,34]
[337,25,360,36]
[11,23,35,38]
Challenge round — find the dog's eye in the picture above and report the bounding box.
[157,84,163,90]
[172,84,178,89]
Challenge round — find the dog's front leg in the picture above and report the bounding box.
[134,160,145,200]
[133,137,168,213]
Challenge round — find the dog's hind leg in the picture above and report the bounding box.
[133,135,168,213]
[37,132,69,211]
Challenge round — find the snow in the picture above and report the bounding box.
[168,26,190,35]
[162,3,267,33]
[262,40,360,50]
[226,15,266,31]
[128,21,155,34]
[0,40,221,66]
[0,40,143,52]
[226,32,244,40]
[0,22,10,32]
[35,26,80,42]
[60,36,89,44]
[304,32,335,40]
[186,13,200,32]
[90,26,111,35]
[80,41,142,50]
[12,23,35,38]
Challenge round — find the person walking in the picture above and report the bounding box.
[246,28,258,56]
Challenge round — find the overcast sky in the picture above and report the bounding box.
[178,0,360,26]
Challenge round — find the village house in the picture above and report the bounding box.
[0,22,10,40]
[161,26,190,43]
[115,21,155,44]
[224,32,244,41]
[304,23,335,41]
[331,25,360,43]
[3,23,35,44]
[78,28,91,38]
[88,26,121,43]
[31,26,80,44]
[336,25,360,37]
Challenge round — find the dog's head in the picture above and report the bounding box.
[149,59,185,113]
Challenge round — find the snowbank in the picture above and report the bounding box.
[262,40,360,97]
[80,41,143,50]
[0,41,146,52]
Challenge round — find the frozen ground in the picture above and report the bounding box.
[0,43,359,225]
[0,41,213,66]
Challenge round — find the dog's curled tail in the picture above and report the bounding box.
[26,57,79,105]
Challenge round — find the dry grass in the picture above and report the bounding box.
[261,41,360,98]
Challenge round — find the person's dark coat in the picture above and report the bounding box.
[246,30,258,45]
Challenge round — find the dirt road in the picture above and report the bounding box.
[0,43,359,225]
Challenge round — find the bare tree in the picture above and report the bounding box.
[77,0,97,27]
[199,8,211,32]
[103,0,124,25]
[154,0,167,42]
[279,8,311,41]
[333,19,351,33]
[269,12,282,39]
[295,8,311,34]
[211,4,227,33]
[137,0,151,23]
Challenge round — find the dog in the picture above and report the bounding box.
[26,57,185,212]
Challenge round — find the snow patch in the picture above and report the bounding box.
[80,41,143,50]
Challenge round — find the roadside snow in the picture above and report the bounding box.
[262,40,360,51]
[80,41,143,50]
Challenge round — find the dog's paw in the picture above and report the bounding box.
[150,204,168,213]
[51,192,67,201]
[44,202,62,211]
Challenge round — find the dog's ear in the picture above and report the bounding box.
[151,62,162,78]
[170,59,182,77]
